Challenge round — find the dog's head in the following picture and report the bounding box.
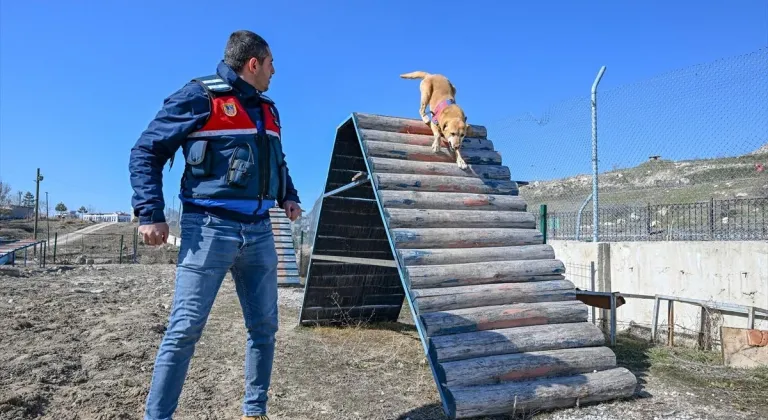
[442,117,468,152]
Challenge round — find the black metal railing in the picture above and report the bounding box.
[535,197,768,241]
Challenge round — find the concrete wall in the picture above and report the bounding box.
[550,240,768,339]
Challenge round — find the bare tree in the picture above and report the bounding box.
[0,180,12,206]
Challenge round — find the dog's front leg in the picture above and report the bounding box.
[455,150,468,169]
[429,123,442,153]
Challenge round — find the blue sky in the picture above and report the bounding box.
[1,0,766,214]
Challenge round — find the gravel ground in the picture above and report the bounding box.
[1,264,764,420]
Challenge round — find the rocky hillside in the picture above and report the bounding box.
[519,145,767,212]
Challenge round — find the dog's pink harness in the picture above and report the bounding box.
[430,99,455,125]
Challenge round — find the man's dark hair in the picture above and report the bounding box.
[224,30,270,71]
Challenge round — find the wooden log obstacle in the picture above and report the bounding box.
[268,207,301,286]
[299,113,638,418]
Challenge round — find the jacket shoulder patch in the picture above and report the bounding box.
[193,75,232,93]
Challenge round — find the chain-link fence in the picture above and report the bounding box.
[490,47,768,242]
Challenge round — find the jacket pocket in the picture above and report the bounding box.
[186,140,211,177]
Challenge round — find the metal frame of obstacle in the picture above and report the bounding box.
[299,112,638,419]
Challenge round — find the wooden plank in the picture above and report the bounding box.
[399,245,555,266]
[364,140,502,166]
[420,301,588,336]
[447,367,637,419]
[368,157,510,180]
[311,254,397,268]
[378,191,527,211]
[429,322,605,362]
[439,346,617,387]
[392,228,543,249]
[374,173,517,195]
[385,208,535,229]
[407,259,565,289]
[360,129,494,150]
[354,112,487,138]
[412,280,576,313]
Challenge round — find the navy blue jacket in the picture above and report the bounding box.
[129,61,300,225]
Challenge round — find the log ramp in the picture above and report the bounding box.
[298,113,637,418]
[268,207,301,286]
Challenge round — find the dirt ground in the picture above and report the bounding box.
[1,264,766,420]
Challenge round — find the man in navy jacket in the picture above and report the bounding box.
[129,30,300,420]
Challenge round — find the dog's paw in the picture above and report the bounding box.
[421,114,431,124]
[456,156,468,170]
[432,142,440,153]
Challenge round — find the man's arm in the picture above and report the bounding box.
[282,158,301,205]
[129,82,210,225]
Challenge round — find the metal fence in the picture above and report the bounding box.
[4,228,180,266]
[489,47,768,242]
[536,197,768,241]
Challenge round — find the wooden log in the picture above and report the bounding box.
[412,280,576,313]
[368,157,510,180]
[374,174,518,195]
[447,367,637,419]
[392,228,542,249]
[407,259,565,289]
[439,346,618,387]
[354,112,487,138]
[399,245,555,266]
[429,322,605,362]
[421,300,588,336]
[385,208,535,229]
[277,262,298,270]
[363,140,502,165]
[359,129,494,150]
[378,191,527,212]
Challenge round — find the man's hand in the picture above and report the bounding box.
[139,222,169,246]
[283,200,301,222]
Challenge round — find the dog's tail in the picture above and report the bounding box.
[400,71,431,80]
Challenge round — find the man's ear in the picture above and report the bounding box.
[247,57,259,73]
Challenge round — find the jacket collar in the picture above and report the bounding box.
[216,61,260,98]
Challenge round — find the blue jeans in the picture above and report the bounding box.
[144,211,279,420]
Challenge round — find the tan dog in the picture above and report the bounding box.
[400,71,469,169]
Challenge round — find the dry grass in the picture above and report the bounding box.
[613,332,768,415]
[0,219,95,241]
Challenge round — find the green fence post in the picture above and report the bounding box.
[539,204,548,244]
[119,235,124,264]
[53,232,57,263]
[133,227,138,263]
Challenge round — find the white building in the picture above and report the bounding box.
[82,212,132,223]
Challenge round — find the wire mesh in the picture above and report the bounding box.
[491,47,768,242]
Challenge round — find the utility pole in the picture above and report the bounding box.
[33,168,43,241]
